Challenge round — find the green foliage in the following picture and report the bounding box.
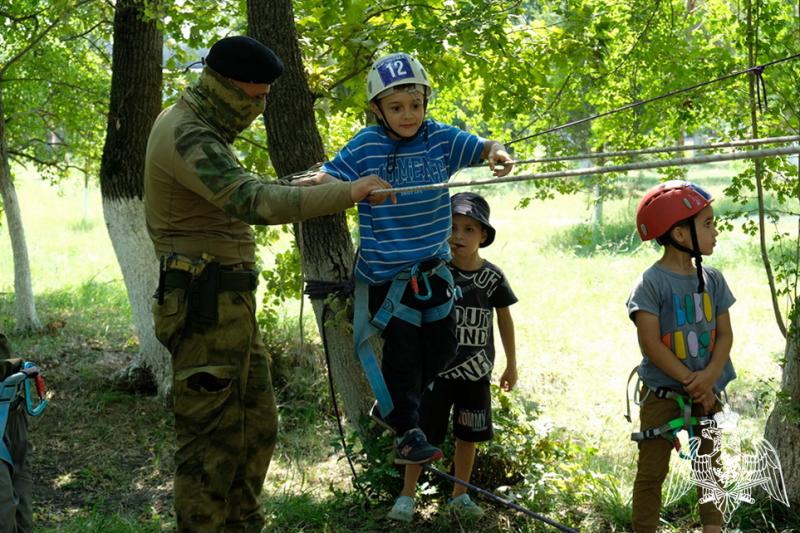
[348,420,404,500]
[547,216,642,256]
[1,1,113,183]
[257,238,304,332]
[584,470,632,530]
[345,384,595,525]
[472,386,596,524]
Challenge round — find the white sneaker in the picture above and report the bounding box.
[448,493,484,518]
[387,495,415,523]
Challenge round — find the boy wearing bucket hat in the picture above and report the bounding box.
[388,191,518,522]
[311,53,514,466]
[626,180,735,532]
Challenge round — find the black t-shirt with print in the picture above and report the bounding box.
[439,260,518,382]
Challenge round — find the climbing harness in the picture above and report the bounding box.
[281,50,800,533]
[625,366,712,460]
[305,277,577,531]
[0,361,47,469]
[354,260,458,417]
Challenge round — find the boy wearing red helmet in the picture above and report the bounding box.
[627,180,734,532]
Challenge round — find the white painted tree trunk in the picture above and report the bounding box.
[102,197,171,397]
[0,118,41,332]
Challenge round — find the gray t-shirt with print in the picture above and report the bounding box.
[626,263,736,392]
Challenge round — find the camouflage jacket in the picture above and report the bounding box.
[144,67,352,265]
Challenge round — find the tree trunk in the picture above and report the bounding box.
[748,0,799,506]
[248,0,374,427]
[0,83,41,332]
[764,308,800,506]
[99,0,168,398]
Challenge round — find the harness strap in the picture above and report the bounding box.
[624,366,644,423]
[630,384,715,461]
[354,262,457,417]
[354,279,394,417]
[0,370,27,469]
[0,362,48,470]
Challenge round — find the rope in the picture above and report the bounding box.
[304,278,577,530]
[506,52,800,146]
[370,145,800,196]
[480,135,800,168]
[303,279,362,494]
[422,465,579,532]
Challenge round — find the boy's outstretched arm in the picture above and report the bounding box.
[634,311,693,384]
[684,311,733,412]
[481,140,513,177]
[296,171,395,205]
[496,306,517,391]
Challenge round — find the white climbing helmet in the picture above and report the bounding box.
[366,53,431,102]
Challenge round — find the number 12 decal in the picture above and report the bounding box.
[377,56,414,85]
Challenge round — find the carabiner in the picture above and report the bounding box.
[22,362,47,417]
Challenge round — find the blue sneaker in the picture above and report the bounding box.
[395,428,443,464]
[448,493,484,519]
[387,495,415,522]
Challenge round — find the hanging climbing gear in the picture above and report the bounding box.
[625,366,711,460]
[353,259,458,417]
[0,360,47,469]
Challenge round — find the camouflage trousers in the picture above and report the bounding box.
[154,288,278,533]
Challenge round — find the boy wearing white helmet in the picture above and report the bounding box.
[311,53,513,466]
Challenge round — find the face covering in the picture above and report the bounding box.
[183,67,267,143]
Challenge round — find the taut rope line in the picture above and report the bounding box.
[483,135,800,167]
[370,145,800,196]
[505,52,800,146]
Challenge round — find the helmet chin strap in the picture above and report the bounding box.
[374,98,428,174]
[374,98,427,141]
[667,222,705,294]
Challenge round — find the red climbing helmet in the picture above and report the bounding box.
[636,180,713,241]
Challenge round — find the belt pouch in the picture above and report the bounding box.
[188,262,220,326]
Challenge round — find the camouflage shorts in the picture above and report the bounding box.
[154,288,277,533]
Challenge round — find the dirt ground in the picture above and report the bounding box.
[20,334,175,527]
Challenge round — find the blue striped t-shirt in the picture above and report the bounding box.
[322,119,485,283]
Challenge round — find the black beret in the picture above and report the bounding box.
[204,36,284,84]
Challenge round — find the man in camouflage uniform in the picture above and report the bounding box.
[144,36,389,532]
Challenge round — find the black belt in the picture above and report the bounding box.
[418,258,445,275]
[164,269,258,292]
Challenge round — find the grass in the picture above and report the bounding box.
[0,165,797,531]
